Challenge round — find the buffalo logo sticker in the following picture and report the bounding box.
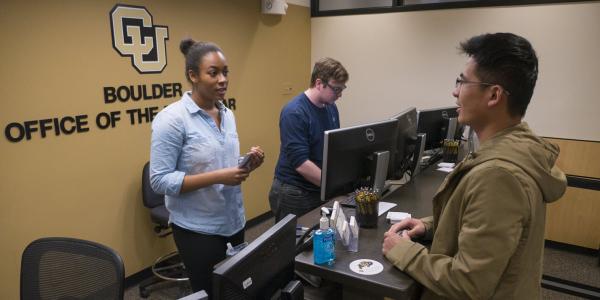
[110,4,169,74]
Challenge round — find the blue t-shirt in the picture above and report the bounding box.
[274,93,340,192]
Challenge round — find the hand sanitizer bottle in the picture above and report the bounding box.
[314,211,335,265]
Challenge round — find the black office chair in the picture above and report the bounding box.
[140,161,188,298]
[21,237,124,300]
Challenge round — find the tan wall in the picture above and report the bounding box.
[0,1,310,298]
[311,2,600,141]
[546,187,600,249]
[548,138,600,179]
[544,138,600,249]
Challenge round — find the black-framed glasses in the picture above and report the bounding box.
[325,82,346,94]
[455,77,511,96]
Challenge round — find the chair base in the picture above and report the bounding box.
[139,251,189,298]
[152,251,189,281]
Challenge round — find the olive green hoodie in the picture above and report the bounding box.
[385,122,566,300]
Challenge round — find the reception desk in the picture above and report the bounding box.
[295,166,447,299]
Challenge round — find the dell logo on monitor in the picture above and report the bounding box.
[365,128,375,142]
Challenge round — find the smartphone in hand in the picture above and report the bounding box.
[238,155,252,169]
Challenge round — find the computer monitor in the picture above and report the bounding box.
[212,214,297,299]
[321,118,399,201]
[388,107,418,179]
[416,106,460,151]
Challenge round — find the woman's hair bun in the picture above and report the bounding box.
[180,38,196,55]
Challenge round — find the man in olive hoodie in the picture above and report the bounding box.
[382,33,567,299]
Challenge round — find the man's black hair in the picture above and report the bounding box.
[460,33,538,117]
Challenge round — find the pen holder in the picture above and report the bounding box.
[442,139,460,163]
[355,199,378,228]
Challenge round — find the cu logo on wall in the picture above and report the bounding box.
[110,4,169,74]
[365,128,375,142]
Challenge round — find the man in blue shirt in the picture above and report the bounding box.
[269,58,349,222]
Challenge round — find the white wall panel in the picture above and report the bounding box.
[312,3,600,141]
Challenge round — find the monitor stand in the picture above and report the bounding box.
[281,280,304,300]
[410,133,426,177]
[446,117,458,140]
[177,290,208,300]
[371,150,390,197]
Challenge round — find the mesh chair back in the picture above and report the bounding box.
[142,162,165,209]
[21,237,124,300]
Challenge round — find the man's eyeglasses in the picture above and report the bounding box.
[455,77,511,96]
[325,82,346,95]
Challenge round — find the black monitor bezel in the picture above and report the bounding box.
[320,118,399,201]
[388,107,418,180]
[416,106,459,151]
[212,214,297,299]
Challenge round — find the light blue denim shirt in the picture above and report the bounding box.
[150,92,245,236]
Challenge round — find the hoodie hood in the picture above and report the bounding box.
[463,122,566,203]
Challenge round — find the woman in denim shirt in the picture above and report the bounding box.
[150,39,264,295]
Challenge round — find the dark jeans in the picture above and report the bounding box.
[171,224,244,296]
[269,178,322,223]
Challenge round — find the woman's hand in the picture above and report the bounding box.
[243,146,265,172]
[218,167,250,185]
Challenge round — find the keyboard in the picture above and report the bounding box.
[339,194,357,207]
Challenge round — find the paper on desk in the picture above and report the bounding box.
[386,212,411,224]
[378,201,397,216]
[437,167,454,173]
[438,162,455,168]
